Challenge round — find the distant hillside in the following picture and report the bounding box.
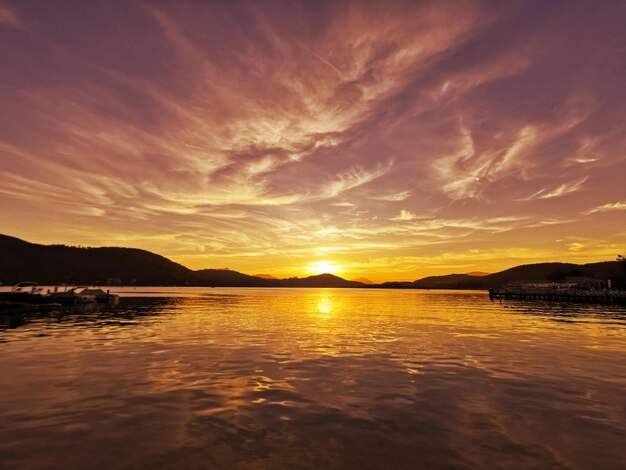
[352,277,374,284]
[484,262,622,286]
[1,234,623,289]
[412,262,625,289]
[0,234,195,285]
[413,273,484,289]
[280,274,364,288]
[0,234,362,287]
[195,269,277,287]
[377,281,414,289]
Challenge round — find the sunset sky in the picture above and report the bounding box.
[1,0,625,281]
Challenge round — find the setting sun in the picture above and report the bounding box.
[307,261,340,275]
[1,2,626,469]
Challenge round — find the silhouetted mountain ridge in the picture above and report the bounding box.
[0,235,365,287]
[280,273,364,288]
[412,273,482,289]
[195,269,278,287]
[0,234,195,285]
[412,262,624,289]
[0,234,623,288]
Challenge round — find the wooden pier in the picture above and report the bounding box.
[489,287,626,305]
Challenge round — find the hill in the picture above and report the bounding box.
[412,274,484,289]
[0,234,196,285]
[195,269,278,287]
[1,234,623,289]
[280,274,364,288]
[0,234,362,287]
[411,261,625,289]
[484,262,622,286]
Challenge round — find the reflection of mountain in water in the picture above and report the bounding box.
[1,289,625,469]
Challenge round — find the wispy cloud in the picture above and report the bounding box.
[433,125,539,200]
[0,1,625,279]
[585,201,626,214]
[318,161,394,200]
[371,190,412,202]
[524,177,589,200]
[391,210,419,222]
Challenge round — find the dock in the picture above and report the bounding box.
[489,287,626,305]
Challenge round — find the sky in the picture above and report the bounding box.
[1,0,625,281]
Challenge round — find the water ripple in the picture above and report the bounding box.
[0,288,625,469]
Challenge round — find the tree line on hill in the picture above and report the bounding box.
[382,260,625,290]
[0,234,361,287]
[1,234,624,289]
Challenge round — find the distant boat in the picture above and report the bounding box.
[47,286,119,305]
[46,286,97,305]
[80,288,120,304]
[0,282,61,310]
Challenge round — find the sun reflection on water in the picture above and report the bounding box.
[1,289,625,469]
[316,295,334,318]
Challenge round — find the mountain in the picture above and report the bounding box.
[377,281,414,288]
[0,234,361,287]
[352,277,374,284]
[410,271,489,288]
[0,234,30,247]
[0,234,195,285]
[1,234,623,289]
[412,262,625,289]
[195,269,277,287]
[280,274,364,288]
[255,273,278,280]
[484,262,620,286]
[413,274,483,289]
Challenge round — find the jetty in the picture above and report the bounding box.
[489,284,626,305]
[0,283,120,311]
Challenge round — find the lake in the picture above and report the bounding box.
[1,288,625,469]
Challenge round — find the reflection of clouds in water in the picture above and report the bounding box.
[1,289,625,468]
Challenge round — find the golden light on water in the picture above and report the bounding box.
[2,289,626,468]
[316,296,334,318]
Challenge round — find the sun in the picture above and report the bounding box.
[307,260,340,275]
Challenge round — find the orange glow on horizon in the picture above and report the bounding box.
[307,261,341,276]
[0,2,625,281]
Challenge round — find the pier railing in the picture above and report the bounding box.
[488,286,626,305]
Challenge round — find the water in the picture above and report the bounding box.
[1,288,625,469]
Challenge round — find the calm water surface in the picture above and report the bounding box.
[1,288,625,469]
